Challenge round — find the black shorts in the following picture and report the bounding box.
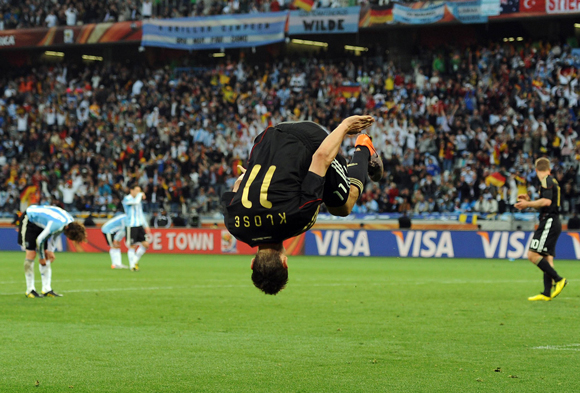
[17,213,47,252]
[275,121,351,208]
[529,216,562,257]
[103,232,121,247]
[126,226,146,247]
[323,154,351,208]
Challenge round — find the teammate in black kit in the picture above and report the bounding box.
[222,115,382,295]
[515,157,567,301]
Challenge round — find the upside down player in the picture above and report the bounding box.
[515,157,567,301]
[18,205,87,298]
[222,116,382,295]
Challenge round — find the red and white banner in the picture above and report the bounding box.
[520,0,545,12]
[67,228,305,255]
[547,0,580,13]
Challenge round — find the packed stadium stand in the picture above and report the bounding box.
[1,0,580,225]
[1,36,579,219]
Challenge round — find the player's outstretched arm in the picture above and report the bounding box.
[309,115,374,177]
[514,198,551,210]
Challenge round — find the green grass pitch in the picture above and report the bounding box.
[1,251,579,392]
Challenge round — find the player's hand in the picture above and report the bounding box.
[46,251,56,263]
[343,115,375,135]
[233,165,246,192]
[141,192,147,200]
[517,194,530,201]
[514,201,528,210]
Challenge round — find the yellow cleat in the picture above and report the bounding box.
[528,294,551,301]
[26,290,43,298]
[131,263,139,272]
[551,278,567,299]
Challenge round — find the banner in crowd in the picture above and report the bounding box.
[141,12,288,50]
[304,229,580,259]
[392,3,447,24]
[288,7,360,35]
[572,48,580,67]
[66,228,304,255]
[0,21,142,49]
[447,0,489,23]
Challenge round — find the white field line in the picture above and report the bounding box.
[533,344,580,351]
[0,279,561,296]
[0,278,541,286]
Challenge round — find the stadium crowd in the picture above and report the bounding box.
[1,38,580,218]
[0,0,350,30]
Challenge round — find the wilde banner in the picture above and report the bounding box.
[141,12,288,50]
[287,7,360,35]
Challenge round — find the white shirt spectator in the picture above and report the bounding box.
[142,0,153,18]
[17,113,28,132]
[65,7,78,26]
[132,80,143,96]
[45,13,58,28]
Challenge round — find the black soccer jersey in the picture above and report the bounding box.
[222,123,328,247]
[539,175,560,220]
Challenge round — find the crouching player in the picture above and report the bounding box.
[101,214,129,269]
[18,205,87,298]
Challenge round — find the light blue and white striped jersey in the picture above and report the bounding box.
[26,205,74,259]
[27,205,74,233]
[122,193,146,227]
[101,214,127,234]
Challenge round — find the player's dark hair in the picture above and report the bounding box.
[129,182,140,190]
[251,251,288,295]
[64,222,87,242]
[535,157,551,172]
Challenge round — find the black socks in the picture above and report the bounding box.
[348,147,370,196]
[537,258,563,283]
[542,273,553,297]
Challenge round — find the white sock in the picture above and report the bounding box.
[39,261,52,293]
[113,249,123,266]
[128,248,136,269]
[135,245,146,262]
[24,259,35,293]
[110,248,122,266]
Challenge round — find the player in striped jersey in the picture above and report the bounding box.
[101,214,129,269]
[122,184,151,271]
[18,205,87,298]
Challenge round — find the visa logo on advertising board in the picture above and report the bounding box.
[312,230,370,256]
[392,231,454,257]
[477,231,533,259]
[567,233,580,259]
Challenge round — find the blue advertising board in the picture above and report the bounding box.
[0,228,66,252]
[305,230,580,259]
[142,12,288,50]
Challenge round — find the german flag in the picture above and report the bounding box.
[336,85,361,98]
[294,0,314,12]
[369,6,392,25]
[485,172,506,188]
